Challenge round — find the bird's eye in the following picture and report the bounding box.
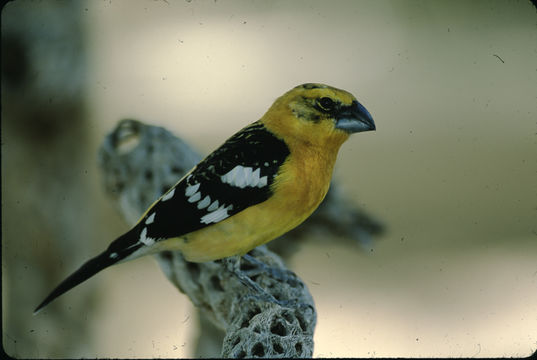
[318,97,335,111]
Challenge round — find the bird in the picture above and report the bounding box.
[34,83,375,313]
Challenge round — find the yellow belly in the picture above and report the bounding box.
[174,201,312,262]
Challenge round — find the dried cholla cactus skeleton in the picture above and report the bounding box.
[98,119,382,358]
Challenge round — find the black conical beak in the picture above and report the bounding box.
[335,100,375,133]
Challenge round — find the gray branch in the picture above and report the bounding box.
[97,119,383,358]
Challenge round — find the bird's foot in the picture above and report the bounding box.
[222,255,302,308]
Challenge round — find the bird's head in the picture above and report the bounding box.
[261,83,375,148]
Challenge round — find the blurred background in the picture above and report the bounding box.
[2,0,536,357]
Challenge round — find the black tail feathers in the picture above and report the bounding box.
[33,250,120,314]
[34,227,146,314]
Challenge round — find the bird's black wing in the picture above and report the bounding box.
[140,121,291,241]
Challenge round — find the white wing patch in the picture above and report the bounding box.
[185,182,200,197]
[145,212,156,225]
[220,165,268,189]
[200,204,233,224]
[183,167,266,225]
[183,182,229,224]
[187,191,201,203]
[161,188,175,201]
[139,227,156,246]
[197,195,211,209]
[207,199,219,211]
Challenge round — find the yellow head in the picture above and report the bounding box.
[261,83,375,148]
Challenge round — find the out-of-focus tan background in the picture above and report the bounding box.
[2,0,536,358]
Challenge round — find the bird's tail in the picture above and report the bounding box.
[34,229,144,314]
